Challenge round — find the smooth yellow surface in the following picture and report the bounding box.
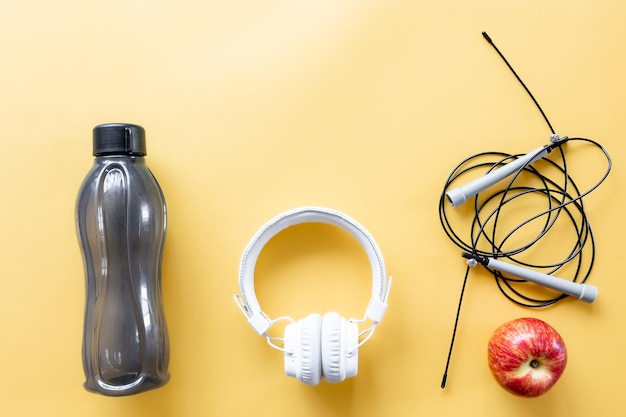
[1,1,624,416]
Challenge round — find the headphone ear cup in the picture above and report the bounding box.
[284,314,322,385]
[321,312,359,383]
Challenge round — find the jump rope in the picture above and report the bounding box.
[439,32,612,388]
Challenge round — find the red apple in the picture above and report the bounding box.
[487,317,567,397]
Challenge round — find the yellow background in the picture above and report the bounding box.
[1,0,624,416]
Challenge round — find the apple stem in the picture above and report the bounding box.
[530,359,540,368]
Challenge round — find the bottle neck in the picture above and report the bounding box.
[95,154,146,166]
[96,154,145,160]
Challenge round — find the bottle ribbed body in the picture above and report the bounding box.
[76,155,169,396]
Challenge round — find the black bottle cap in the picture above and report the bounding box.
[93,123,147,156]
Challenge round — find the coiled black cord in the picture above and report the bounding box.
[440,31,613,389]
[439,137,611,307]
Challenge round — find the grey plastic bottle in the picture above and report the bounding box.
[76,123,169,396]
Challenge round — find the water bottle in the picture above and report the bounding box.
[76,123,170,396]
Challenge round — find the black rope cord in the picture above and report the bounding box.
[439,32,612,389]
[438,137,612,307]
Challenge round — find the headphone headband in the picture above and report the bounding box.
[235,207,391,337]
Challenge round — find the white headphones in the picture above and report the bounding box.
[234,207,392,385]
